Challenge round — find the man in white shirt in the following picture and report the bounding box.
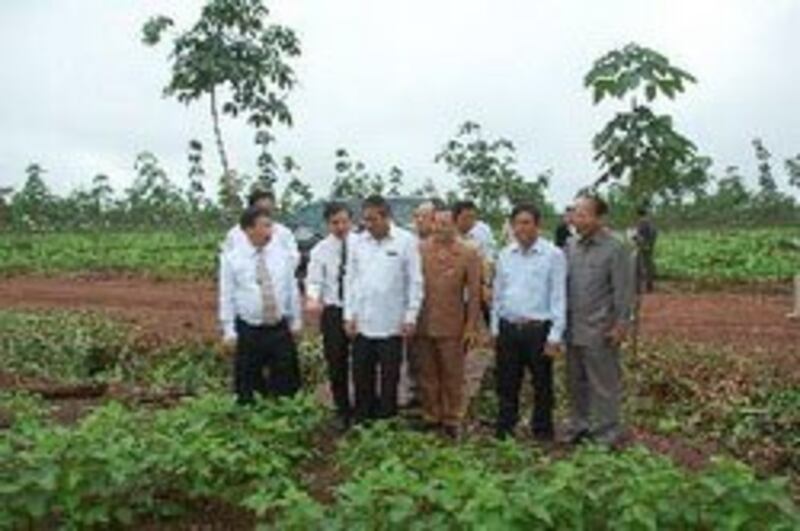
[221,189,300,267]
[305,202,357,430]
[344,195,424,422]
[219,206,303,404]
[453,200,497,260]
[492,203,567,441]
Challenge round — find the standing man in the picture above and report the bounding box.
[344,195,423,422]
[554,206,575,249]
[564,196,633,446]
[633,207,658,293]
[416,204,482,438]
[405,200,436,407]
[454,200,497,327]
[305,202,357,430]
[219,206,303,404]
[453,200,496,260]
[222,189,300,267]
[491,203,566,441]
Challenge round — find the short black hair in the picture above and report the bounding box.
[452,200,477,219]
[324,201,352,221]
[239,206,271,230]
[362,195,392,217]
[247,189,275,207]
[509,202,541,224]
[579,195,609,218]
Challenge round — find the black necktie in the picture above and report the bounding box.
[337,237,347,301]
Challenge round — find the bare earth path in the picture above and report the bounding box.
[1,275,798,349]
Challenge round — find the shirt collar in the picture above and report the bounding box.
[511,238,543,255]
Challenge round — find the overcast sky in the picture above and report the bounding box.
[1,0,798,207]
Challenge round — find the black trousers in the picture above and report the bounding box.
[234,318,301,404]
[321,306,351,418]
[352,335,403,422]
[496,319,554,436]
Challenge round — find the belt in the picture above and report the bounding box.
[500,318,549,330]
[236,317,288,331]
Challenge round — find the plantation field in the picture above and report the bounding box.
[0,303,798,528]
[0,226,797,282]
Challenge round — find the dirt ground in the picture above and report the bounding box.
[1,275,798,351]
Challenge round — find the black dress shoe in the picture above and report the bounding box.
[532,430,554,443]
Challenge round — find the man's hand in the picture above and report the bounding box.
[544,342,562,358]
[402,322,416,339]
[606,323,628,347]
[463,329,479,351]
[345,320,358,339]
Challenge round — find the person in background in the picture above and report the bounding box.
[564,195,633,447]
[416,203,481,438]
[305,202,357,431]
[222,189,300,267]
[344,195,423,422]
[219,206,303,404]
[554,206,575,249]
[633,206,658,293]
[404,200,436,408]
[453,200,496,327]
[453,200,496,260]
[491,203,566,441]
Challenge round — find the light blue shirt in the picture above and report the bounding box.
[491,237,567,343]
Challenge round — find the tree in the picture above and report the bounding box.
[786,154,800,191]
[11,164,54,230]
[387,166,405,196]
[186,139,207,209]
[752,138,777,194]
[435,121,552,227]
[585,43,700,208]
[329,149,389,199]
[127,152,185,226]
[142,0,301,213]
[276,156,313,215]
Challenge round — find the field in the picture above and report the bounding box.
[1,227,799,529]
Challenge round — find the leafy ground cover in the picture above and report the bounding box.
[1,227,798,282]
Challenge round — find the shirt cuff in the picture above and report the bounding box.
[404,309,419,325]
[291,318,302,334]
[222,322,237,342]
[547,329,564,345]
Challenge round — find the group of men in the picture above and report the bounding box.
[218,190,632,445]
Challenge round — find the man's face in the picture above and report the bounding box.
[413,205,435,237]
[362,206,390,239]
[433,210,456,239]
[245,216,273,247]
[253,198,275,214]
[455,208,477,234]
[572,198,601,237]
[564,209,574,225]
[328,210,352,239]
[511,211,539,247]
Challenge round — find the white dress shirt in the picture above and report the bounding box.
[466,220,497,260]
[306,232,358,307]
[344,226,423,339]
[491,237,567,344]
[219,238,302,341]
[222,222,300,267]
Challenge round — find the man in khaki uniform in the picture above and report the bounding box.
[416,204,482,438]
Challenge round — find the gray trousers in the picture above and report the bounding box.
[566,343,623,444]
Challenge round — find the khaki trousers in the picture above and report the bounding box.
[416,336,466,427]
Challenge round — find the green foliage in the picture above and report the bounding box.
[0,393,323,529]
[435,121,553,227]
[586,43,702,211]
[319,423,799,530]
[330,148,408,199]
[656,227,799,281]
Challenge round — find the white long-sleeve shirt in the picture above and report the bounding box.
[219,238,302,341]
[222,223,300,267]
[466,220,497,260]
[306,232,358,308]
[491,237,567,344]
[344,226,423,339]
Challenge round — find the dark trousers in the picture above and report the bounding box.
[321,306,351,418]
[637,247,656,293]
[352,335,403,422]
[496,319,553,437]
[234,318,300,404]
